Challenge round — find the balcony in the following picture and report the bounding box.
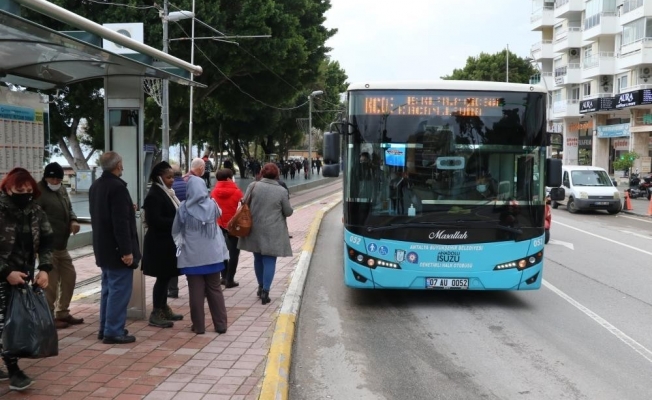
[554,63,582,86]
[582,52,617,79]
[617,38,652,70]
[530,72,554,89]
[553,27,583,53]
[551,99,580,118]
[620,0,648,26]
[531,40,554,60]
[583,13,620,41]
[554,0,584,19]
[531,6,556,31]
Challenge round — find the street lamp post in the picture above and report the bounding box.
[161,4,194,164]
[308,90,323,178]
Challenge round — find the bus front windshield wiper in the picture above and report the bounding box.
[366,221,464,233]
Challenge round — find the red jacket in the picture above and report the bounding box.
[211,180,244,229]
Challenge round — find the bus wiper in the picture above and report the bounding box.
[465,220,523,235]
[367,222,464,232]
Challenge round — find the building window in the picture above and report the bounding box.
[583,82,592,97]
[571,86,580,100]
[619,75,628,91]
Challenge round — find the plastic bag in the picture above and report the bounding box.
[1,285,59,359]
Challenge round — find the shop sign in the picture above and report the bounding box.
[596,123,630,138]
[568,121,592,132]
[615,91,639,109]
[613,138,629,150]
[566,137,578,147]
[579,97,615,114]
[578,136,592,149]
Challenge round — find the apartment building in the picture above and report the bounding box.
[531,0,652,174]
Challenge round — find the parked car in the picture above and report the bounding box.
[552,165,621,214]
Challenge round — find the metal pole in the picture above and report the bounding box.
[161,0,170,162]
[308,95,312,179]
[187,0,195,167]
[506,44,509,83]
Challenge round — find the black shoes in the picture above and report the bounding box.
[225,281,240,288]
[261,290,271,305]
[102,335,136,344]
[256,285,263,298]
[98,329,129,340]
[9,370,33,391]
[216,327,227,334]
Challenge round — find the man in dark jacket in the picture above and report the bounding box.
[171,166,186,202]
[35,162,83,330]
[89,151,140,344]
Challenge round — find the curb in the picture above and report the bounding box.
[259,197,342,400]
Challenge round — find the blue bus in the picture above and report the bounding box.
[322,81,563,290]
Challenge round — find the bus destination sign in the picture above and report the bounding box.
[362,95,504,117]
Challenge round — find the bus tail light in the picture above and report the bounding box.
[494,251,543,271]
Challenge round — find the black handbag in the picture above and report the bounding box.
[1,284,59,359]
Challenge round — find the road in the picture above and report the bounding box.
[290,207,652,399]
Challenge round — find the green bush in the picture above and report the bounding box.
[612,151,639,172]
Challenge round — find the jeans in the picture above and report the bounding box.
[253,253,277,291]
[99,267,133,337]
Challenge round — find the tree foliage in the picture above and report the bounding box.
[441,50,536,84]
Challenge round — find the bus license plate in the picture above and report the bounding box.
[426,278,468,290]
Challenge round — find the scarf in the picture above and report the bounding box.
[156,179,181,209]
[177,176,219,239]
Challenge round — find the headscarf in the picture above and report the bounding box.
[177,175,219,238]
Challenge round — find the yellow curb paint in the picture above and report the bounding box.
[302,209,324,253]
[259,313,296,400]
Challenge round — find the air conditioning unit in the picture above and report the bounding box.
[102,23,144,54]
[641,66,651,76]
[569,48,580,57]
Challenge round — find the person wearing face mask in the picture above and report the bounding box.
[141,162,183,328]
[470,174,497,201]
[0,167,54,391]
[35,162,83,330]
[89,151,141,344]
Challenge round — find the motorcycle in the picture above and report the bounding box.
[626,172,652,200]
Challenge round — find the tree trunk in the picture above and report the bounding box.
[57,119,90,171]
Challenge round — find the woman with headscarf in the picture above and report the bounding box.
[172,176,229,334]
[0,168,54,391]
[142,161,184,328]
[238,163,293,304]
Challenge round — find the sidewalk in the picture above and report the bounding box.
[619,190,652,217]
[0,191,342,399]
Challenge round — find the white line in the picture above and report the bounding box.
[554,221,652,256]
[543,280,652,365]
[620,215,652,224]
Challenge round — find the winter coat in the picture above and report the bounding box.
[210,180,243,230]
[141,185,179,278]
[0,192,54,281]
[237,178,293,257]
[172,177,187,202]
[89,171,141,269]
[35,180,77,250]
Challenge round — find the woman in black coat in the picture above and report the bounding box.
[142,162,184,328]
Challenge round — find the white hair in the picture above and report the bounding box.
[190,158,205,175]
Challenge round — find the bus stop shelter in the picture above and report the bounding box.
[0,0,205,319]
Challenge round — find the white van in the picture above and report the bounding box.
[552,166,621,214]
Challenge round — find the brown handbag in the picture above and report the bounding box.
[227,183,255,237]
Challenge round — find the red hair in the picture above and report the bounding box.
[259,163,280,180]
[0,168,41,199]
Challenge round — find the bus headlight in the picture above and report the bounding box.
[347,245,401,270]
[494,251,543,271]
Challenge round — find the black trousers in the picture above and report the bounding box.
[220,231,241,283]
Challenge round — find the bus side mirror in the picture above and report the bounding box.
[545,158,562,187]
[549,187,565,201]
[322,131,340,177]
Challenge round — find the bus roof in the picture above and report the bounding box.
[347,80,546,93]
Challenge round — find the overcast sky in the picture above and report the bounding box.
[324,0,538,83]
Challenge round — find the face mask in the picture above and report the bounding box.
[47,183,61,191]
[476,184,487,193]
[10,193,33,209]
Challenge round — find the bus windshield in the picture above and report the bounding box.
[344,89,546,238]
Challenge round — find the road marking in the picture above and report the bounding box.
[554,221,652,256]
[618,230,652,240]
[620,215,652,224]
[547,239,575,250]
[543,280,652,365]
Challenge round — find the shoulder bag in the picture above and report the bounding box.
[227,183,256,237]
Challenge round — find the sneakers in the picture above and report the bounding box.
[0,368,8,381]
[163,305,183,321]
[148,309,173,328]
[9,370,33,391]
[98,329,128,341]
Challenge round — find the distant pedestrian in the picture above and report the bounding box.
[173,176,229,334]
[0,167,54,391]
[303,158,309,179]
[316,158,322,175]
[211,169,243,288]
[142,162,183,329]
[202,155,213,188]
[238,163,294,304]
[89,151,140,344]
[35,162,84,330]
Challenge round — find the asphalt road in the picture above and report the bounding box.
[290,207,652,400]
